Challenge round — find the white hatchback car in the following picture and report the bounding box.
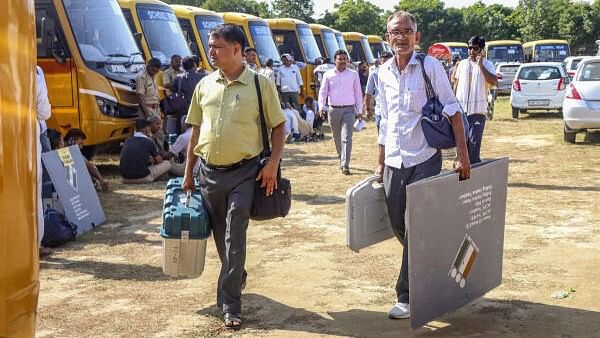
[562,56,600,143]
[510,62,569,118]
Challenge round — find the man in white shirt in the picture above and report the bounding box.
[277,54,304,111]
[36,66,52,252]
[376,11,471,320]
[452,36,498,163]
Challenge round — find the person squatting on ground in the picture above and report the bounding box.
[452,36,498,163]
[167,121,200,177]
[376,11,471,320]
[119,119,172,184]
[136,57,162,119]
[277,53,304,111]
[63,128,110,192]
[364,51,394,133]
[318,49,363,175]
[182,24,286,331]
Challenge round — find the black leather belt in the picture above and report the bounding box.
[200,156,258,171]
[330,105,354,108]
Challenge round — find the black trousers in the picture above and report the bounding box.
[383,151,442,303]
[198,157,260,314]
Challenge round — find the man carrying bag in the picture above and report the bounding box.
[182,24,286,330]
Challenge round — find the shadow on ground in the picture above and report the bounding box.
[195,294,600,337]
[40,256,171,281]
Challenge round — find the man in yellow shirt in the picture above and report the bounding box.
[183,24,286,330]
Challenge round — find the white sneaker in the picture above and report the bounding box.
[388,302,410,319]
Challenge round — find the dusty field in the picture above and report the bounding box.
[37,97,600,337]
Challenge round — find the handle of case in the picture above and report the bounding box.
[185,190,191,208]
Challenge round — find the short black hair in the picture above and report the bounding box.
[334,49,348,59]
[209,24,247,50]
[47,128,62,150]
[244,47,257,54]
[171,54,181,61]
[134,118,151,131]
[192,55,201,67]
[264,58,273,67]
[64,128,86,145]
[182,56,196,71]
[468,36,486,49]
[148,57,161,68]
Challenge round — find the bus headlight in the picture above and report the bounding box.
[96,97,119,117]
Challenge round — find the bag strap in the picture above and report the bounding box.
[254,73,271,158]
[415,53,436,100]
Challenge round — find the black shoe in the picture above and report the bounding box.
[342,167,350,175]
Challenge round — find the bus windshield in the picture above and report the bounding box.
[194,15,223,61]
[249,22,281,66]
[451,47,468,60]
[273,29,304,62]
[322,30,339,61]
[370,42,384,59]
[360,37,375,64]
[535,44,570,62]
[137,6,190,66]
[297,24,321,63]
[64,0,142,65]
[335,33,348,53]
[487,45,523,63]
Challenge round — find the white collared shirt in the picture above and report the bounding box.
[454,58,495,115]
[377,52,461,169]
[276,64,303,93]
[133,131,151,139]
[36,66,51,133]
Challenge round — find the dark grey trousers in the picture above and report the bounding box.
[198,158,260,314]
[328,106,355,168]
[383,151,442,303]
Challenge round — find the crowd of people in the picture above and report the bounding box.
[35,11,500,329]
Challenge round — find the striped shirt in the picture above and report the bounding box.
[377,52,461,169]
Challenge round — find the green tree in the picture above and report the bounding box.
[328,0,385,35]
[271,0,315,23]
[462,2,518,42]
[201,0,272,18]
[394,0,449,50]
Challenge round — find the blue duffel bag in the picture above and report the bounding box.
[42,208,77,248]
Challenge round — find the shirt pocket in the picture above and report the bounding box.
[406,84,427,113]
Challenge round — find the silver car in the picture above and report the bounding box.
[494,62,520,95]
[562,56,600,143]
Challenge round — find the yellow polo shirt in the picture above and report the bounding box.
[185,67,286,166]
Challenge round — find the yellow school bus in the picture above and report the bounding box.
[523,39,571,62]
[367,35,385,59]
[118,0,191,98]
[36,0,145,148]
[310,23,339,61]
[0,0,39,336]
[221,12,281,69]
[171,5,223,72]
[342,32,375,65]
[485,40,523,64]
[267,18,322,101]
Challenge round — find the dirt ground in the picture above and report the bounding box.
[36,97,600,337]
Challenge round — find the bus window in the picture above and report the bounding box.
[347,40,365,63]
[371,42,384,59]
[178,18,200,56]
[297,24,321,64]
[137,6,190,66]
[361,37,375,64]
[535,44,570,62]
[321,30,338,61]
[249,23,281,66]
[451,47,468,60]
[35,7,69,60]
[487,45,524,64]
[195,16,223,61]
[273,30,304,63]
[314,34,325,58]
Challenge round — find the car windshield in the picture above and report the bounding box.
[499,65,520,73]
[535,44,569,62]
[137,6,190,66]
[322,30,339,61]
[570,58,583,71]
[579,62,600,81]
[194,15,223,61]
[361,37,375,64]
[487,45,524,63]
[249,22,281,67]
[297,24,321,63]
[335,33,349,54]
[63,0,142,64]
[451,47,468,60]
[518,66,562,80]
[273,29,304,62]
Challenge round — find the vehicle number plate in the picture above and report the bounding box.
[528,100,550,106]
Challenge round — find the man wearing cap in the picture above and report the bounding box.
[136,57,162,119]
[183,24,286,330]
[276,53,304,111]
[318,49,363,175]
[452,36,497,163]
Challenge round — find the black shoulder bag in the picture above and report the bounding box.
[416,53,469,149]
[250,74,292,221]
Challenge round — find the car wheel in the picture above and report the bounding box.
[512,107,519,119]
[563,127,576,144]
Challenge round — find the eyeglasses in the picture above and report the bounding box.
[386,29,414,38]
[468,46,481,52]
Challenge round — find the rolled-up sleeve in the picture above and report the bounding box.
[430,58,461,117]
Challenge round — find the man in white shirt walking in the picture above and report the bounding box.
[277,54,303,111]
[452,36,497,163]
[319,49,363,175]
[376,11,471,319]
